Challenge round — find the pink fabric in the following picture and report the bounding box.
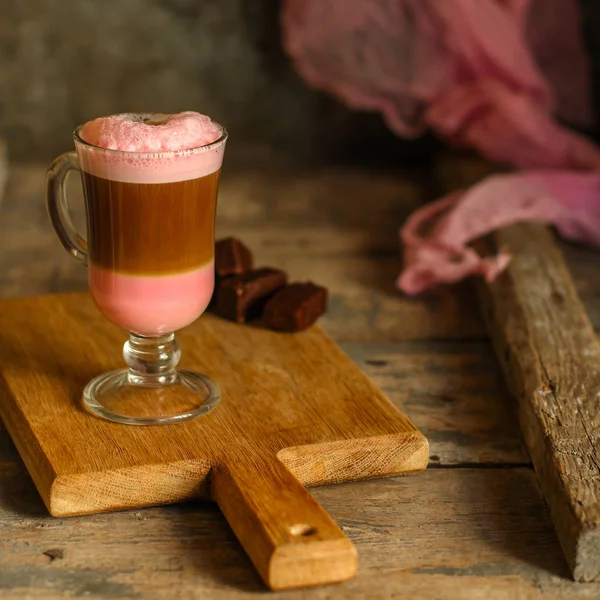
[281,0,600,294]
[399,173,600,294]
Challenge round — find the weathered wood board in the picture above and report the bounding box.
[477,223,600,582]
[0,163,485,342]
[2,453,590,600]
[0,138,7,208]
[434,151,600,581]
[0,292,428,591]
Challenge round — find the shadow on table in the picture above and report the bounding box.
[464,467,571,580]
[0,422,48,516]
[169,501,267,593]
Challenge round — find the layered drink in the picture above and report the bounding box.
[76,112,226,335]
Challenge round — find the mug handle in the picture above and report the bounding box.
[45,151,88,266]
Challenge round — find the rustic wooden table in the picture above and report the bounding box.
[2,154,600,599]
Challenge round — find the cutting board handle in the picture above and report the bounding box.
[211,455,357,590]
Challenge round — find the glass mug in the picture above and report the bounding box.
[45,117,227,426]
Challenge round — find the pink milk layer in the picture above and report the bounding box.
[90,263,215,336]
[77,112,226,183]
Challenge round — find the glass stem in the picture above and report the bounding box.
[123,332,181,386]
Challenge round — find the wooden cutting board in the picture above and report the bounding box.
[0,292,428,590]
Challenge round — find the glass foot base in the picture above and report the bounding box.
[83,369,221,425]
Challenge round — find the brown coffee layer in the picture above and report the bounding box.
[82,170,220,275]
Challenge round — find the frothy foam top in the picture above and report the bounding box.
[79,112,223,152]
[75,112,226,184]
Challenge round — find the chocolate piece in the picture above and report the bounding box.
[215,268,287,323]
[262,282,328,332]
[215,237,254,278]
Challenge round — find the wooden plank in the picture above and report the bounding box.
[561,240,600,330]
[0,340,527,474]
[0,232,484,343]
[0,164,485,341]
[5,160,600,341]
[434,151,600,581]
[0,163,527,467]
[0,338,526,469]
[0,138,7,208]
[1,439,598,599]
[477,223,600,582]
[0,292,427,590]
[345,341,529,465]
[1,152,598,597]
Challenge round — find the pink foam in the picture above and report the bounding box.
[76,112,226,184]
[89,263,215,336]
[80,112,222,152]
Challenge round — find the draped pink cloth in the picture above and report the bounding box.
[281,0,600,294]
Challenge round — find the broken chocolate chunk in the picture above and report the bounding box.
[215,237,254,278]
[215,268,287,323]
[262,282,328,332]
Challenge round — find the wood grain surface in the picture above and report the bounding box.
[477,223,600,582]
[2,155,600,598]
[0,292,427,590]
[0,138,7,207]
[0,163,484,342]
[435,151,600,582]
[345,341,528,466]
[1,429,599,600]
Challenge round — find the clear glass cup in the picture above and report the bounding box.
[45,115,227,425]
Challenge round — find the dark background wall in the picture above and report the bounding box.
[1,0,412,164]
[580,0,600,138]
[1,0,598,163]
